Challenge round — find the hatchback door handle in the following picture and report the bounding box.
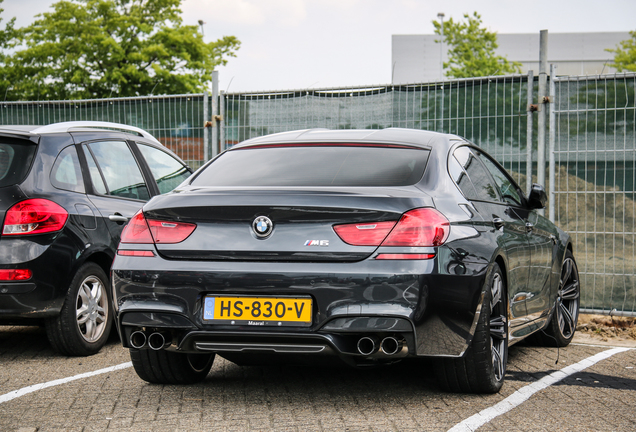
[109,214,128,223]
[492,218,504,229]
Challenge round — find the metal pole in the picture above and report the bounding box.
[526,70,534,197]
[437,13,445,81]
[203,91,209,163]
[219,91,225,153]
[548,64,556,222]
[211,70,219,159]
[537,30,548,215]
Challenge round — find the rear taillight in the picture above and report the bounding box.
[381,208,449,247]
[333,221,397,246]
[2,199,69,236]
[120,210,196,245]
[333,208,449,260]
[0,269,32,281]
[147,220,197,244]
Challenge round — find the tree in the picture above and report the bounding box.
[433,12,521,79]
[3,0,240,100]
[607,31,636,72]
[0,0,18,97]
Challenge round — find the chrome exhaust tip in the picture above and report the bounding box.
[130,331,147,349]
[147,332,168,350]
[357,336,378,356]
[380,337,402,356]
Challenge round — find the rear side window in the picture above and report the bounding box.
[137,143,190,194]
[452,146,499,202]
[0,140,37,188]
[50,145,84,193]
[84,141,150,201]
[191,146,430,187]
[475,151,523,206]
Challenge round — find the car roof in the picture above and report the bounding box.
[0,121,161,145]
[233,128,465,152]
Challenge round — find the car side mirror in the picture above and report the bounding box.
[528,183,547,209]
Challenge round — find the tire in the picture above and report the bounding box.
[45,262,113,356]
[535,250,580,347]
[435,263,508,393]
[130,348,215,384]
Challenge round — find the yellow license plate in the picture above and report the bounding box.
[203,296,312,326]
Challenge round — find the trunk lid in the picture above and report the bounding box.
[144,187,434,262]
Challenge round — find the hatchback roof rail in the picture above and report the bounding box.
[32,121,162,145]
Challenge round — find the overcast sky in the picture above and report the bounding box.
[4,0,636,93]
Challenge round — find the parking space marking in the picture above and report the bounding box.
[0,361,132,405]
[449,347,632,432]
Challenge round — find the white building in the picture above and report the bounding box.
[391,32,631,84]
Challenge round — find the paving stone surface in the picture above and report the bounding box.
[0,325,634,431]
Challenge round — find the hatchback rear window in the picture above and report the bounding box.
[191,145,430,187]
[0,140,37,188]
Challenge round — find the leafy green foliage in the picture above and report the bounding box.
[3,0,240,100]
[433,12,521,79]
[607,31,636,72]
[0,0,18,97]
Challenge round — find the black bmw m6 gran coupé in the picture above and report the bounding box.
[112,128,580,393]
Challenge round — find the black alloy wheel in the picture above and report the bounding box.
[538,250,580,347]
[435,263,508,393]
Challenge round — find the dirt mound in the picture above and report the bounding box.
[576,313,636,341]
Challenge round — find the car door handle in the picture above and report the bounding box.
[492,217,504,230]
[525,222,534,232]
[109,214,128,223]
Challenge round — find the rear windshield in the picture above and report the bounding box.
[0,139,37,188]
[191,145,430,187]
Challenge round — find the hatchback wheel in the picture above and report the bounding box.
[435,263,508,393]
[130,348,215,384]
[46,263,112,356]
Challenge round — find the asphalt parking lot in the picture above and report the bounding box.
[0,325,634,432]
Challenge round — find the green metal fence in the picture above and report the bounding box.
[2,72,635,314]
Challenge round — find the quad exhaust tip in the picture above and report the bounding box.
[380,336,401,356]
[357,336,378,356]
[130,330,170,350]
[130,331,147,349]
[147,332,169,350]
[357,336,403,356]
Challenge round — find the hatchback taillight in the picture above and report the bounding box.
[0,269,32,281]
[2,199,69,236]
[120,210,196,245]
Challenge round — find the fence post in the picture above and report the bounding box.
[219,91,225,153]
[537,30,548,216]
[526,70,534,196]
[211,71,219,159]
[203,91,209,163]
[548,64,556,222]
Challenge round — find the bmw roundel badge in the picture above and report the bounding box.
[252,216,273,238]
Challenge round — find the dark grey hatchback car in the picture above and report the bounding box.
[0,121,191,356]
[113,128,580,393]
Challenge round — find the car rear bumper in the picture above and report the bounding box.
[113,249,489,359]
[0,234,78,320]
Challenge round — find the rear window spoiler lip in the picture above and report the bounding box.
[0,131,40,144]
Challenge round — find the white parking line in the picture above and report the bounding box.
[448,347,632,432]
[0,361,132,405]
